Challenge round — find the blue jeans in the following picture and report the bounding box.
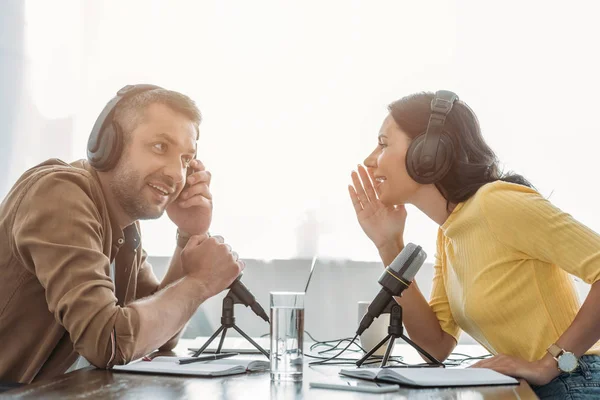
[532,355,600,399]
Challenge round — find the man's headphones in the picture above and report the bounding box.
[87,84,163,171]
[405,90,459,184]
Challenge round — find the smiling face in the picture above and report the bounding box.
[109,102,197,221]
[363,113,421,206]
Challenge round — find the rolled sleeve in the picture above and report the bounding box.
[12,171,140,368]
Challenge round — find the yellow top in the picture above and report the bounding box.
[431,180,600,362]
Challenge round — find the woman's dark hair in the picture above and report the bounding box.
[388,92,533,208]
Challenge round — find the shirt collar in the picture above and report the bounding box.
[77,159,140,250]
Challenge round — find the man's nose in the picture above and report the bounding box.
[163,157,186,186]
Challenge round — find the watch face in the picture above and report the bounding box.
[558,352,578,372]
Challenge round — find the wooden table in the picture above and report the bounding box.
[5,339,538,399]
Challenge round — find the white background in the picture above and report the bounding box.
[9,0,600,265]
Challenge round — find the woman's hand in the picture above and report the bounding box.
[348,165,407,250]
[470,354,561,386]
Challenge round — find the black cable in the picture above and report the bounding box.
[307,338,491,368]
[304,330,321,343]
[304,352,404,364]
[444,352,492,367]
[260,330,320,343]
[308,336,367,354]
[317,338,363,354]
[308,334,362,366]
[302,333,405,365]
[246,332,489,368]
[258,331,366,356]
[262,331,367,354]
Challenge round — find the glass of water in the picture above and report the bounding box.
[270,291,304,382]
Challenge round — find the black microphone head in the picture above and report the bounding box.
[387,242,427,282]
[232,273,243,284]
[377,243,427,297]
[228,274,270,323]
[358,243,427,336]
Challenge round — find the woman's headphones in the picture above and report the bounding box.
[405,90,459,184]
[87,84,163,171]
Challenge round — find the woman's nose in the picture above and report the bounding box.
[364,149,378,168]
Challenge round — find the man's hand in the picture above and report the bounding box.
[180,234,244,298]
[167,160,212,235]
[470,354,561,386]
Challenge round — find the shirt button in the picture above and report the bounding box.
[117,238,125,245]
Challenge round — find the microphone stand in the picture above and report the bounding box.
[356,300,443,368]
[193,289,270,358]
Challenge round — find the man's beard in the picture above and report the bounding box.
[110,163,166,221]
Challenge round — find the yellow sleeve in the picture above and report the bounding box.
[429,229,461,342]
[480,182,600,284]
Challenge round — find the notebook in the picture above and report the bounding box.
[339,367,519,388]
[112,356,269,377]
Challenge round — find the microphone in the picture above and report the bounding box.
[229,275,270,323]
[356,243,426,335]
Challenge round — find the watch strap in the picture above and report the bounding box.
[176,229,191,248]
[546,343,564,359]
[177,230,212,248]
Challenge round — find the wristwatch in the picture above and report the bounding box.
[546,344,578,373]
[176,229,191,248]
[176,230,212,248]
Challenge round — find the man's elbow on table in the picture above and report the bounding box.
[71,309,141,368]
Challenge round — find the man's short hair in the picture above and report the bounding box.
[113,88,201,142]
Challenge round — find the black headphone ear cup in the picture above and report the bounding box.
[406,132,454,184]
[86,131,103,167]
[88,84,163,171]
[87,125,110,171]
[102,121,123,171]
[88,120,122,171]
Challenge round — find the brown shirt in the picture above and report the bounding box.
[0,159,161,383]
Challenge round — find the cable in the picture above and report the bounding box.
[261,331,406,365]
[304,352,405,366]
[304,330,321,343]
[444,352,492,367]
[261,331,366,353]
[306,336,405,366]
[260,331,490,368]
[315,338,364,354]
[260,330,320,342]
[306,336,490,368]
[308,334,362,365]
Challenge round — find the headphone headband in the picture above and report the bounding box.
[405,90,459,184]
[87,84,163,171]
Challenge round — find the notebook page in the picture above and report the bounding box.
[379,368,518,387]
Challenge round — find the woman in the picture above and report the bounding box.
[348,91,600,399]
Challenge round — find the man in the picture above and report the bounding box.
[0,85,243,383]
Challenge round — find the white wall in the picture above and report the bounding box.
[7,1,600,266]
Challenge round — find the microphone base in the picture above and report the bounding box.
[355,302,444,368]
[192,290,270,359]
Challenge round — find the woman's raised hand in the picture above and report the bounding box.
[348,165,407,250]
